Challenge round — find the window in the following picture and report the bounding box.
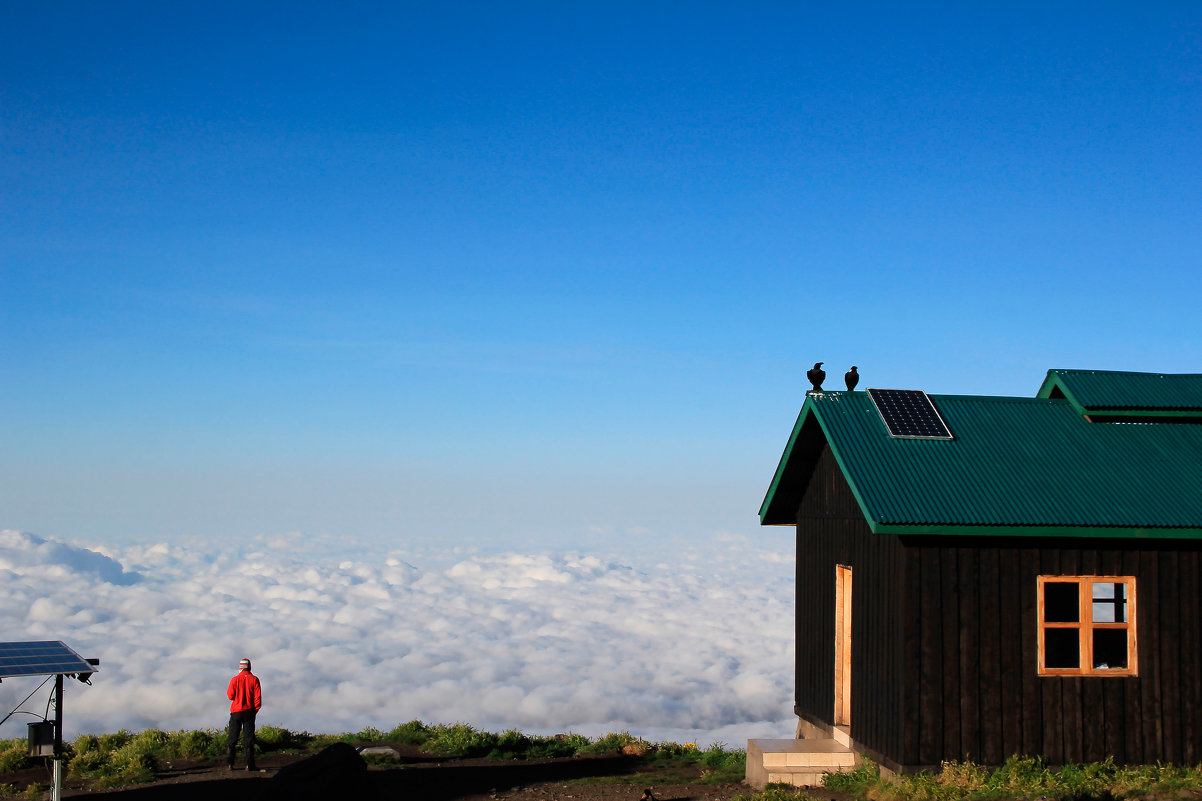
[1037,576,1137,676]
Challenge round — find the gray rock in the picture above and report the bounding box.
[357,746,401,758]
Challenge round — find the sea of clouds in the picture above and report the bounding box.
[0,528,795,745]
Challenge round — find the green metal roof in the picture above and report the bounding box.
[1038,369,1202,419]
[760,387,1202,537]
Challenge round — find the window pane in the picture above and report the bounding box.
[1044,582,1079,623]
[1045,628,1079,669]
[1093,629,1129,669]
[1092,582,1127,623]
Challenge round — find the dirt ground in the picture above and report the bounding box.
[4,749,843,801]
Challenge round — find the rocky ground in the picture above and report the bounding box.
[4,748,843,800]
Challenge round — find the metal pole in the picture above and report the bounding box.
[52,674,63,801]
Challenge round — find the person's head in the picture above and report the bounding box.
[239,658,251,672]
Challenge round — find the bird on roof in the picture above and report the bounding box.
[807,362,826,392]
[845,365,859,391]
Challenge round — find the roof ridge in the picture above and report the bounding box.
[929,393,1062,403]
[1051,368,1202,378]
[761,376,1202,533]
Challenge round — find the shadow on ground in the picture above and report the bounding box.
[71,755,638,800]
[376,755,637,800]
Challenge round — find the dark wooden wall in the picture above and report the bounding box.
[794,443,906,766]
[793,440,1202,769]
[902,536,1202,768]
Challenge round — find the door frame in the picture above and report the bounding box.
[834,564,852,726]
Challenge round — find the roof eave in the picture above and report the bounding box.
[1037,370,1090,416]
[1085,410,1202,423]
[1037,369,1202,418]
[872,522,1202,540]
[759,396,817,525]
[760,393,882,528]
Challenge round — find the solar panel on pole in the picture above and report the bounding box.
[0,642,95,679]
[867,388,954,440]
[0,642,96,801]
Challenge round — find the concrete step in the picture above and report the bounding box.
[746,737,857,789]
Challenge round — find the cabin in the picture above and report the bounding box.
[747,369,1202,786]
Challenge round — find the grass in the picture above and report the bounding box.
[729,755,1202,801]
[18,722,1202,801]
[732,785,819,801]
[568,739,747,787]
[0,722,745,793]
[833,755,1120,801]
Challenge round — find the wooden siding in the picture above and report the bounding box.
[794,443,906,765]
[900,537,1202,767]
[793,444,1202,769]
[899,534,1202,764]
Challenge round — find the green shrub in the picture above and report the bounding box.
[256,725,312,753]
[66,731,155,789]
[700,742,734,767]
[817,755,1202,801]
[71,734,98,756]
[101,745,155,787]
[487,728,531,759]
[732,782,814,801]
[355,727,385,743]
[311,732,360,749]
[8,723,742,794]
[385,720,429,746]
[651,740,690,758]
[0,783,47,800]
[581,731,644,755]
[1113,762,1202,795]
[695,744,746,784]
[424,723,499,758]
[361,751,402,767]
[821,756,883,794]
[74,730,133,756]
[527,732,590,759]
[165,728,225,759]
[300,726,389,749]
[42,722,1202,800]
[642,740,744,783]
[126,729,168,757]
[0,740,30,774]
[67,748,109,779]
[68,734,111,782]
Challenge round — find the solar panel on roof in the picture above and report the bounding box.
[0,641,95,679]
[867,388,954,439]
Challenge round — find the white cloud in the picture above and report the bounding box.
[0,529,795,745]
[0,529,141,586]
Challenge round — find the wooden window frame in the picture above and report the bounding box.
[1037,575,1137,677]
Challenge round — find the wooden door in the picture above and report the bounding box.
[834,565,852,726]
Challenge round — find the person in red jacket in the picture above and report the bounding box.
[226,658,262,771]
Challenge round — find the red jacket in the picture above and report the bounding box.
[227,670,262,713]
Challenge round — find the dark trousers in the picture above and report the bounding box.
[227,710,257,767]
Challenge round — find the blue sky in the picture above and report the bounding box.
[3,3,1200,548]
